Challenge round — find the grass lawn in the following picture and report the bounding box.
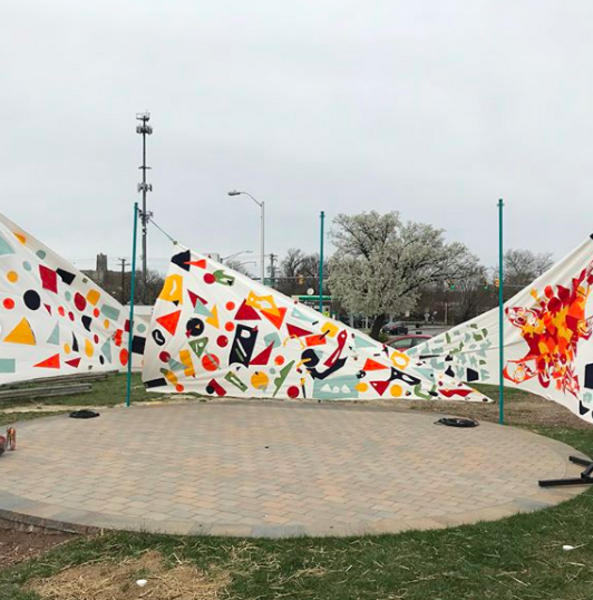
[0,380,592,599]
[0,373,157,410]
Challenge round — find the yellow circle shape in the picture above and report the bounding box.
[84,338,94,358]
[390,384,403,398]
[63,343,71,355]
[104,319,110,329]
[6,271,18,283]
[251,371,269,390]
[355,382,369,393]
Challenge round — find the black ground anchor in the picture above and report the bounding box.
[539,456,593,487]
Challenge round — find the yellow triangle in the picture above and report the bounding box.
[4,318,36,345]
[13,232,26,244]
[206,305,219,329]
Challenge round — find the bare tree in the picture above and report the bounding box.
[503,248,554,286]
[277,248,322,296]
[328,211,481,339]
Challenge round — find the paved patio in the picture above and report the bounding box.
[0,402,587,537]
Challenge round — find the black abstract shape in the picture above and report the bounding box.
[171,249,191,271]
[584,364,593,389]
[229,324,258,366]
[466,368,479,382]
[81,315,92,331]
[56,268,76,285]
[145,377,167,389]
[152,329,166,346]
[388,367,421,387]
[186,317,205,337]
[132,335,146,355]
[301,348,347,380]
[23,290,41,310]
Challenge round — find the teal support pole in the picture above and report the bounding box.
[498,198,505,424]
[319,211,325,314]
[125,202,139,407]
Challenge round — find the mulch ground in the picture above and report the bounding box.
[0,529,74,571]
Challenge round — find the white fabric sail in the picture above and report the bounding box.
[409,236,593,423]
[142,246,487,402]
[0,213,144,384]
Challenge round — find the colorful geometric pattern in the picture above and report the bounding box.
[409,236,593,423]
[142,247,487,402]
[0,214,145,384]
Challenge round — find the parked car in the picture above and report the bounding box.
[381,321,409,335]
[388,334,431,351]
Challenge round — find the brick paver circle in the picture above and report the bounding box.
[0,403,587,537]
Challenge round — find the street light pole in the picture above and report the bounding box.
[228,190,265,284]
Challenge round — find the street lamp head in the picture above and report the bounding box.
[228,190,242,196]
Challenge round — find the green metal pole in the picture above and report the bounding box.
[125,202,139,407]
[498,198,505,424]
[319,211,325,314]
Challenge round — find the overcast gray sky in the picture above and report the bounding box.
[1,1,591,275]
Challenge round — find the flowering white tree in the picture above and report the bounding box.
[328,211,481,339]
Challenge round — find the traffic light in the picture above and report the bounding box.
[494,278,500,288]
[297,275,305,285]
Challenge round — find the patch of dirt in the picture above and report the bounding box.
[29,550,230,600]
[0,530,74,570]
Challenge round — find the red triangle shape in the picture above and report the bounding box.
[235,300,261,321]
[156,310,181,335]
[44,303,52,315]
[187,290,198,307]
[287,323,312,338]
[34,354,61,369]
[370,380,389,396]
[187,290,207,307]
[250,343,274,366]
[261,307,287,329]
[364,358,388,371]
[187,259,207,268]
[66,357,81,368]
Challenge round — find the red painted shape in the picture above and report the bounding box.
[187,290,207,307]
[113,329,123,347]
[370,380,389,396]
[74,292,86,311]
[39,265,58,293]
[44,303,52,315]
[156,310,181,335]
[287,323,312,338]
[65,357,81,368]
[207,379,227,397]
[305,334,326,347]
[235,300,261,320]
[439,388,472,398]
[34,354,60,369]
[363,358,388,371]
[187,259,207,268]
[261,307,287,329]
[250,343,274,366]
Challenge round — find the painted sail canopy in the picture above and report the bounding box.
[142,246,486,402]
[409,236,593,423]
[0,213,143,383]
